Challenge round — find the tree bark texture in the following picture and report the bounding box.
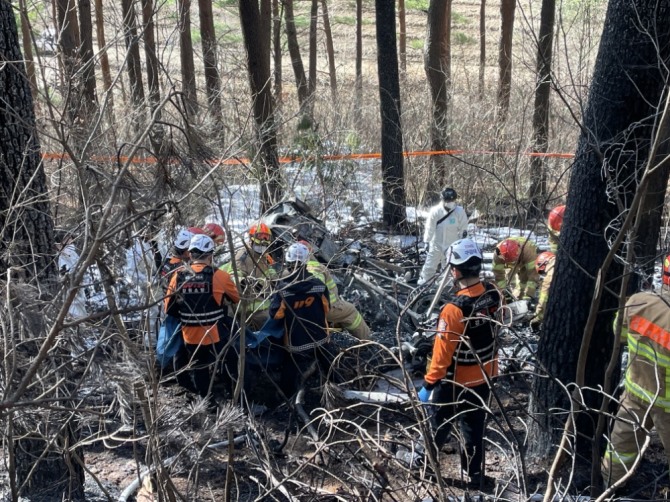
[77,0,97,107]
[321,0,337,102]
[398,0,406,72]
[528,0,555,217]
[497,0,515,125]
[141,0,161,112]
[529,0,670,462]
[283,0,309,109]
[424,0,452,190]
[18,0,38,99]
[272,0,282,104]
[308,0,318,96]
[375,0,407,230]
[239,0,283,211]
[478,0,485,98]
[55,0,82,120]
[177,0,198,116]
[354,0,363,128]
[198,0,223,125]
[0,0,56,281]
[120,0,146,109]
[94,0,115,121]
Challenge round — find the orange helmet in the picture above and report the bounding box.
[497,239,521,263]
[249,222,272,246]
[548,205,566,233]
[664,255,670,286]
[535,251,555,274]
[187,226,205,235]
[202,222,225,245]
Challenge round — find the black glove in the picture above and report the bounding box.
[529,317,542,331]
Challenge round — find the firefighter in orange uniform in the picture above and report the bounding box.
[165,234,240,400]
[418,238,503,486]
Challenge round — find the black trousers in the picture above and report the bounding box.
[279,342,337,399]
[431,382,490,477]
[174,342,216,398]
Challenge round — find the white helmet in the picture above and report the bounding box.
[189,234,215,254]
[173,228,194,250]
[285,242,310,264]
[446,238,482,266]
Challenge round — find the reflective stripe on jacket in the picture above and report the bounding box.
[306,259,339,305]
[492,236,539,298]
[220,247,277,312]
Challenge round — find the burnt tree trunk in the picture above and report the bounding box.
[0,5,83,498]
[141,0,161,113]
[18,0,38,99]
[198,0,223,127]
[120,0,146,112]
[321,0,337,102]
[308,0,318,97]
[496,0,515,127]
[424,0,451,192]
[177,0,198,116]
[55,0,82,120]
[239,0,283,211]
[354,0,363,128]
[528,0,670,465]
[478,0,485,98]
[398,0,406,72]
[528,0,555,217]
[375,0,407,230]
[272,0,282,104]
[78,0,97,108]
[283,0,309,111]
[94,0,115,123]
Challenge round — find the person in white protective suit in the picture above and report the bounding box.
[418,187,469,285]
[56,231,89,319]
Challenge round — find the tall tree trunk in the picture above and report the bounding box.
[120,0,146,112]
[496,0,515,127]
[78,0,97,108]
[321,0,337,102]
[141,0,161,113]
[528,0,555,217]
[308,0,318,97]
[177,0,197,116]
[424,0,451,192]
[284,0,309,109]
[239,0,283,211]
[272,0,282,104]
[94,0,115,123]
[55,0,82,121]
[18,0,38,100]
[478,0,485,99]
[354,0,363,129]
[398,0,406,72]
[0,5,82,497]
[198,0,223,127]
[375,0,407,230]
[528,0,670,466]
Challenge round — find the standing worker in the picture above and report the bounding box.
[492,236,539,301]
[601,255,670,488]
[418,187,469,285]
[416,239,503,486]
[547,204,565,253]
[220,222,278,330]
[300,240,371,340]
[165,234,240,402]
[531,251,555,329]
[269,242,333,399]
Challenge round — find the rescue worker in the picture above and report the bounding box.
[300,240,371,340]
[492,236,539,301]
[417,238,502,485]
[157,228,193,294]
[418,187,469,285]
[531,251,555,329]
[202,222,226,246]
[220,222,278,330]
[269,242,333,399]
[165,234,240,400]
[547,204,565,253]
[601,255,670,488]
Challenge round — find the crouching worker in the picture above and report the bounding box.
[269,242,334,399]
[165,234,240,402]
[417,238,503,486]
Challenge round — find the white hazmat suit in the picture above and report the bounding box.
[419,203,469,284]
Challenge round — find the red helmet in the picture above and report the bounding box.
[664,255,670,286]
[548,205,566,233]
[297,239,313,252]
[202,222,225,245]
[187,226,205,235]
[249,222,272,246]
[535,251,555,274]
[497,239,521,263]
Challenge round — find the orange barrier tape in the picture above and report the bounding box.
[41,148,575,165]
